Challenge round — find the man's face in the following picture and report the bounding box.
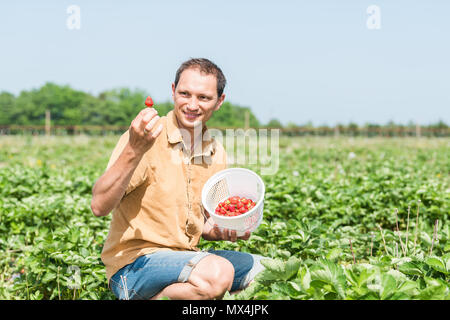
[172,67,225,132]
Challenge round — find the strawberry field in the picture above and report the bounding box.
[0,135,449,300]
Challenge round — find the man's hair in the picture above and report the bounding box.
[174,58,227,97]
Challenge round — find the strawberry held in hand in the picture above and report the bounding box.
[145,96,154,107]
[215,196,256,217]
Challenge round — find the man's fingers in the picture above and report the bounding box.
[222,228,230,240]
[136,108,152,124]
[222,228,237,242]
[131,108,155,133]
[151,124,163,139]
[139,108,158,131]
[230,230,237,242]
[213,224,222,238]
[139,107,151,115]
[144,115,161,133]
[238,231,251,241]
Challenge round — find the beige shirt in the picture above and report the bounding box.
[100,110,227,282]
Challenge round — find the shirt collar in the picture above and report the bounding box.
[166,110,216,158]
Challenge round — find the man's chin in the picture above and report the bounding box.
[174,111,205,129]
[181,118,203,128]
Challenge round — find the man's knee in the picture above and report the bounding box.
[189,254,234,299]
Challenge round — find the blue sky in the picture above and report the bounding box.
[0,0,449,125]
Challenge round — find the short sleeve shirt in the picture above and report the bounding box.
[100,110,228,282]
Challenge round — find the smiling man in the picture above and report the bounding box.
[91,58,265,300]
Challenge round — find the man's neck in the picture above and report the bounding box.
[175,116,205,153]
[190,125,205,152]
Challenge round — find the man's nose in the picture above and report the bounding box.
[187,97,200,110]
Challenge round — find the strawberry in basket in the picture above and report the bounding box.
[215,196,256,217]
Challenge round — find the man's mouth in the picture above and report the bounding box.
[183,111,200,121]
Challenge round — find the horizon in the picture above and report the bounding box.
[3,80,449,128]
[1,1,449,126]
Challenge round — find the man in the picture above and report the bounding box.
[91,58,265,300]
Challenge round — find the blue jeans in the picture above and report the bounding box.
[109,249,266,300]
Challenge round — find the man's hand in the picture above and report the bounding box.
[128,107,163,157]
[202,217,251,242]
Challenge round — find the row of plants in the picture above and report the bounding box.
[0,136,448,299]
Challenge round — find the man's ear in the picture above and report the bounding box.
[171,83,175,99]
[214,94,225,111]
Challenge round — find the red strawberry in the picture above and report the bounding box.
[145,96,154,107]
[216,196,257,217]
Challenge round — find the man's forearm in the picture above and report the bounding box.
[91,143,143,217]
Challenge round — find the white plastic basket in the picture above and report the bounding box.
[201,168,265,237]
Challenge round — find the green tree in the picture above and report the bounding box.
[208,102,260,128]
[286,122,298,129]
[0,92,15,125]
[265,118,283,128]
[0,83,263,129]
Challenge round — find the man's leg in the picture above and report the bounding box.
[207,250,266,293]
[151,254,235,300]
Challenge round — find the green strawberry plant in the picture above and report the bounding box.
[0,136,448,299]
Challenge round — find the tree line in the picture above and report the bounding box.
[0,82,448,136]
[0,82,260,128]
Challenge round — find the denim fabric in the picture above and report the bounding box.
[207,250,265,292]
[109,249,266,300]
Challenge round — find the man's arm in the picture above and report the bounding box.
[91,144,144,216]
[91,108,162,217]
